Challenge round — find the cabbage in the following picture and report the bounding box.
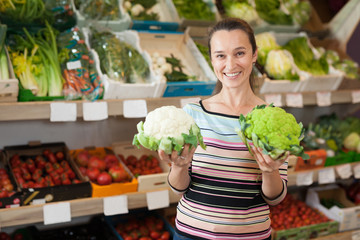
[283,0,311,25]
[343,132,360,151]
[264,49,299,80]
[223,1,260,25]
[255,32,279,66]
[324,50,340,65]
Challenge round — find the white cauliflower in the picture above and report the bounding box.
[133,106,206,154]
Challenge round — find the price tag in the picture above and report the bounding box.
[50,102,77,122]
[43,202,71,225]
[146,190,169,210]
[316,92,331,106]
[352,90,360,104]
[31,198,46,205]
[83,101,108,121]
[335,164,353,179]
[180,97,201,108]
[318,168,336,184]
[353,164,360,179]
[285,93,303,108]
[67,60,82,70]
[103,195,128,216]
[123,100,148,118]
[264,94,282,107]
[296,171,314,186]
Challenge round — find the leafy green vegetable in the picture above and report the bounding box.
[90,28,149,83]
[164,54,196,82]
[235,104,308,160]
[255,32,279,66]
[222,0,259,25]
[264,50,299,80]
[74,0,122,20]
[255,0,293,25]
[173,0,215,21]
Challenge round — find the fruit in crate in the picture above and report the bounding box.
[121,154,162,177]
[0,168,15,198]
[270,194,330,230]
[9,150,80,189]
[73,151,130,185]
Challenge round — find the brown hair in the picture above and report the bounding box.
[208,18,257,93]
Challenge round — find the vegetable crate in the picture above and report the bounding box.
[69,146,138,198]
[138,30,217,97]
[129,0,180,32]
[297,67,344,92]
[272,221,338,240]
[112,142,170,192]
[306,185,360,232]
[295,149,327,172]
[258,32,309,94]
[86,29,166,99]
[3,142,92,205]
[0,47,18,102]
[165,0,221,30]
[71,0,131,32]
[105,209,174,240]
[0,151,24,208]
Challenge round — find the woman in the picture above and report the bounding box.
[158,18,289,240]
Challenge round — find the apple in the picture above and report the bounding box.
[109,165,128,182]
[88,156,106,171]
[96,172,112,185]
[86,168,100,182]
[76,151,90,167]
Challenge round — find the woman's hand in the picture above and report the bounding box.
[158,144,196,168]
[251,147,289,173]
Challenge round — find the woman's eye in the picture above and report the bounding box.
[236,51,245,56]
[216,54,224,58]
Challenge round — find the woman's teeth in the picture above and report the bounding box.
[225,72,240,77]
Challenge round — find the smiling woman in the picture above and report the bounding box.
[156,18,290,240]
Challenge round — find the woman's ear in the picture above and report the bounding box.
[253,48,258,63]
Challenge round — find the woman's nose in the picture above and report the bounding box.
[225,56,236,70]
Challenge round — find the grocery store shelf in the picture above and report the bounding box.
[0,187,181,228]
[0,90,359,121]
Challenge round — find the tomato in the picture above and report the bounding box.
[96,172,112,185]
[109,165,128,182]
[0,190,8,198]
[150,231,160,239]
[88,156,106,171]
[55,151,65,161]
[160,231,170,240]
[86,168,100,182]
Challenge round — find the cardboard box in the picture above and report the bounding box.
[71,0,131,32]
[69,146,138,198]
[138,31,217,97]
[4,142,92,205]
[112,142,170,192]
[306,185,360,232]
[84,29,166,99]
[295,149,327,172]
[0,47,18,102]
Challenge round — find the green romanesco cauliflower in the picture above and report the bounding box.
[235,104,309,160]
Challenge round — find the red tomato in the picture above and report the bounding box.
[160,231,170,240]
[96,172,112,185]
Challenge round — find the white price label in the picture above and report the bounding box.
[296,171,314,186]
[335,164,353,179]
[50,102,77,122]
[43,202,71,225]
[180,97,201,108]
[146,190,169,210]
[353,164,360,179]
[103,195,128,216]
[316,92,331,106]
[352,90,360,104]
[318,168,336,184]
[66,60,82,70]
[123,100,148,118]
[286,93,303,108]
[264,94,282,107]
[83,101,108,121]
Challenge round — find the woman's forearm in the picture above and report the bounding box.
[168,165,191,191]
[261,170,284,199]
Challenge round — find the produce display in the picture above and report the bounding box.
[9,149,80,188]
[270,194,331,230]
[236,103,308,160]
[173,0,216,21]
[0,24,9,81]
[123,0,159,21]
[120,154,163,177]
[74,150,131,185]
[0,168,16,199]
[133,105,206,154]
[111,214,171,240]
[74,0,122,21]
[90,28,150,84]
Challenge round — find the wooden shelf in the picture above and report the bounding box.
[0,90,359,121]
[0,187,181,228]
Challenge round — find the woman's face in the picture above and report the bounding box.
[210,29,257,89]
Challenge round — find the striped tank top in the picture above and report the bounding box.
[173,101,288,240]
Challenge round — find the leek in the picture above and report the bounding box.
[0,48,9,80]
